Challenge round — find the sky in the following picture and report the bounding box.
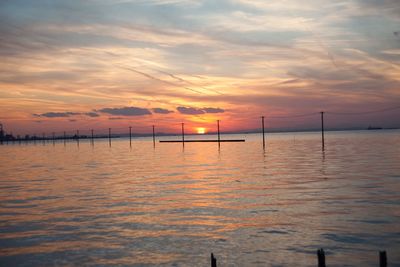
[0,0,399,135]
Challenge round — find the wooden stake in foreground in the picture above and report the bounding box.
[211,253,217,267]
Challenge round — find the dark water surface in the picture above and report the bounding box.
[1,130,399,266]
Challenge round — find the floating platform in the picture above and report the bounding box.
[159,139,245,143]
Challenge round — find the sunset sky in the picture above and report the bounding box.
[1,0,399,135]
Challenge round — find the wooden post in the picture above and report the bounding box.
[211,253,217,267]
[261,116,265,149]
[76,130,79,147]
[108,128,111,147]
[0,123,3,145]
[129,126,132,147]
[152,125,155,148]
[321,111,325,151]
[217,120,220,148]
[181,123,185,147]
[64,131,66,146]
[317,248,326,267]
[91,129,94,145]
[52,132,55,146]
[380,251,387,267]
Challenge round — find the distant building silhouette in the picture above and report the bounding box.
[0,123,16,142]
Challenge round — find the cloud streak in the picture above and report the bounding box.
[152,108,174,114]
[202,107,224,113]
[33,111,100,118]
[85,112,100,117]
[177,106,225,115]
[33,112,81,118]
[98,107,152,116]
[177,106,205,115]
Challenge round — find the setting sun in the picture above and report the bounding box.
[196,127,206,134]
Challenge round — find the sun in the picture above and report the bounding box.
[196,127,206,134]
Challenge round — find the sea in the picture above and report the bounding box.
[0,130,399,266]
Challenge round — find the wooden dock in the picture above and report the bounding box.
[159,139,245,143]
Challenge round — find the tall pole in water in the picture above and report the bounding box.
[91,129,94,145]
[0,123,3,145]
[181,123,185,147]
[108,128,111,147]
[321,111,325,151]
[152,125,155,148]
[217,120,220,148]
[261,116,265,149]
[129,126,132,147]
[76,130,79,147]
[64,131,66,146]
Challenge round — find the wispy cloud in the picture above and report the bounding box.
[85,112,100,117]
[33,112,81,118]
[176,106,205,115]
[152,108,174,114]
[177,106,225,115]
[98,107,151,116]
[202,107,224,113]
[33,111,101,118]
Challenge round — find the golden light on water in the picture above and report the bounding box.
[196,127,206,134]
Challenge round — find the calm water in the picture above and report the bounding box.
[1,130,399,266]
